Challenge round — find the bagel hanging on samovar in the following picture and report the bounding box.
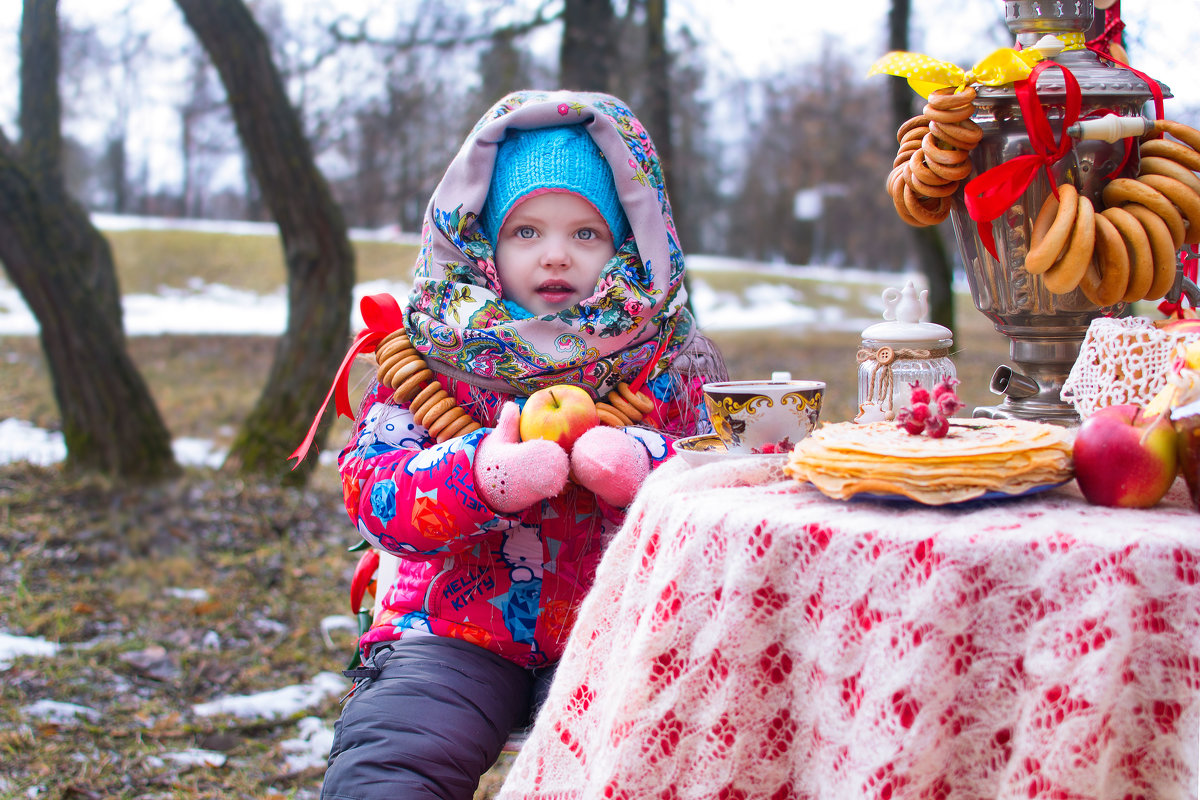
[886,86,981,227]
[1079,212,1131,306]
[1015,119,1200,302]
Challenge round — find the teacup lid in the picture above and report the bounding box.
[861,282,953,346]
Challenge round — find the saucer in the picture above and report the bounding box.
[848,480,1070,506]
[673,434,791,467]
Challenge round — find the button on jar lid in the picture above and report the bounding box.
[861,281,952,348]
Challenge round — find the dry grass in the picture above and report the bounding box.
[0,461,355,799]
[103,229,420,294]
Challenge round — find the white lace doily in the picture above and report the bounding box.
[1062,317,1200,419]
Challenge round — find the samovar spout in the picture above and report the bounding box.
[990,366,1040,399]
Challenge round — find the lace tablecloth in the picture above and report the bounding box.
[498,457,1200,800]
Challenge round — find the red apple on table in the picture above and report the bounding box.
[1073,404,1178,508]
[520,385,599,451]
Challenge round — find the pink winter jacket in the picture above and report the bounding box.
[339,373,710,669]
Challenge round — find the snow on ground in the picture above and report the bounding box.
[4,630,349,775]
[192,670,347,720]
[0,418,230,469]
[0,632,61,669]
[0,214,899,337]
[0,259,887,337]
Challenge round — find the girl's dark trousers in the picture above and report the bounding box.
[320,636,551,800]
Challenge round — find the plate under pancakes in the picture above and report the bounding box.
[784,418,1074,505]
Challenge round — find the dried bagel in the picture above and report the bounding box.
[1137,173,1200,245]
[928,118,983,150]
[1138,155,1200,197]
[921,133,971,165]
[886,89,980,228]
[897,115,930,143]
[1140,138,1200,173]
[1100,206,1155,303]
[906,154,960,197]
[925,85,977,112]
[1043,195,1096,295]
[923,152,973,182]
[902,183,952,225]
[1079,211,1130,306]
[595,382,654,428]
[596,406,632,427]
[1124,203,1179,301]
[1153,119,1200,152]
[1026,184,1078,275]
[1102,177,1186,248]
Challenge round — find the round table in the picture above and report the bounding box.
[498,456,1200,800]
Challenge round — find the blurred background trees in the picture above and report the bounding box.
[4,0,1015,271]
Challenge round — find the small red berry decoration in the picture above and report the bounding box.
[898,378,962,438]
[908,382,931,405]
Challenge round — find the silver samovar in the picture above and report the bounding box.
[948,0,1173,424]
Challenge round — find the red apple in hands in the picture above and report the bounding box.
[1073,404,1178,508]
[519,385,599,451]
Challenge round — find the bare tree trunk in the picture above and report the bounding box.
[560,0,617,92]
[643,0,673,185]
[175,0,355,486]
[19,0,62,191]
[889,0,956,332]
[20,0,124,333]
[1,0,177,481]
[0,133,178,480]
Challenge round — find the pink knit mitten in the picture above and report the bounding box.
[474,402,569,513]
[570,426,651,508]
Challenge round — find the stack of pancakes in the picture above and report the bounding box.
[784,418,1074,505]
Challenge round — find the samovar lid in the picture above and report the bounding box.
[988,0,1172,101]
[1004,0,1092,38]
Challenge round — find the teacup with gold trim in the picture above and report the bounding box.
[702,380,825,453]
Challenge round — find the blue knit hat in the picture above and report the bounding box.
[480,125,630,247]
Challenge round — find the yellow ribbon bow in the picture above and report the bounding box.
[867,34,1086,98]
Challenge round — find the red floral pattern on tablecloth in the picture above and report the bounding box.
[498,458,1200,800]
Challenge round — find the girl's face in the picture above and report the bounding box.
[494,191,616,316]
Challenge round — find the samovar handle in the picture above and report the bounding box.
[1066,114,1153,143]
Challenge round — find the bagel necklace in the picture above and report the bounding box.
[373,329,657,443]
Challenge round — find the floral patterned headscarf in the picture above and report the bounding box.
[404,89,697,399]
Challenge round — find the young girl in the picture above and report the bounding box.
[318,89,727,800]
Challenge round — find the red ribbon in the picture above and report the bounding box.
[1089,46,1166,123]
[963,60,1081,260]
[1085,0,1125,62]
[1158,245,1199,319]
[629,330,673,393]
[288,293,406,467]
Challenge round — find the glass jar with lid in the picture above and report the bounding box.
[856,282,956,423]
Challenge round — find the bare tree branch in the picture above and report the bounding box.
[328,0,560,54]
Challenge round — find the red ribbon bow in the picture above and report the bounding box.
[963,60,1082,259]
[288,293,406,467]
